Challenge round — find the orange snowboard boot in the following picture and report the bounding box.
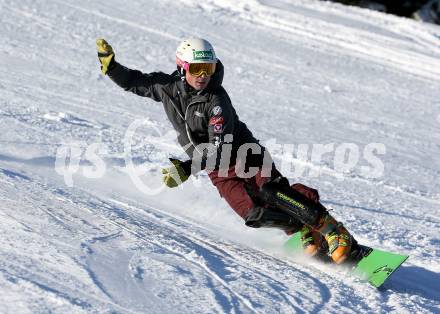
[300,225,324,257]
[315,213,353,264]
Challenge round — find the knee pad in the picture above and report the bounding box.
[259,179,325,226]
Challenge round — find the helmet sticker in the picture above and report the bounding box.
[193,50,214,61]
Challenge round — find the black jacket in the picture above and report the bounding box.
[107,60,264,173]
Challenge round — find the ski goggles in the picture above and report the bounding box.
[188,63,216,77]
[177,58,217,77]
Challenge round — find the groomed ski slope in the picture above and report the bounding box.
[1,0,440,313]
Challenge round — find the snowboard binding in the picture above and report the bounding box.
[246,176,359,264]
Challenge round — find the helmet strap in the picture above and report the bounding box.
[177,66,186,81]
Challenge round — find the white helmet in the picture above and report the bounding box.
[176,38,217,70]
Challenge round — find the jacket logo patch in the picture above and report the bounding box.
[214,124,223,133]
[209,116,224,125]
[214,136,221,147]
[212,106,222,116]
[194,111,205,118]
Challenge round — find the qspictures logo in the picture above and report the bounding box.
[54,119,388,195]
[193,50,214,61]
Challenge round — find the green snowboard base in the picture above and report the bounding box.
[284,232,408,288]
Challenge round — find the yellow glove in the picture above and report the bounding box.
[162,159,191,188]
[96,38,115,75]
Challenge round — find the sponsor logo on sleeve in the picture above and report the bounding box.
[209,116,224,125]
[212,106,222,116]
[213,124,223,133]
[214,136,221,147]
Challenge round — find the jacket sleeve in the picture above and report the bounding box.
[107,62,173,102]
[190,94,236,173]
[206,95,235,150]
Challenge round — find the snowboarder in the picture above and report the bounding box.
[96,37,359,264]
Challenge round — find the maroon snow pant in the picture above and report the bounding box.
[208,165,321,220]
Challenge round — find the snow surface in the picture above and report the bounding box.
[1,0,440,313]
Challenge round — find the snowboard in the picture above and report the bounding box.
[284,232,408,288]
